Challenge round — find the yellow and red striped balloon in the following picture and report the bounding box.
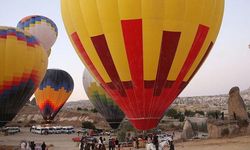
[0,26,48,127]
[61,0,224,130]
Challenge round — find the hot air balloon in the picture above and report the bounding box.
[35,69,74,122]
[61,0,224,130]
[17,15,58,56]
[0,26,48,127]
[83,69,125,129]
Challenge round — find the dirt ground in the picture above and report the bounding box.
[0,128,81,150]
[175,135,250,150]
[1,128,250,150]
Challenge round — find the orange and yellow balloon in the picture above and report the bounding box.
[61,0,224,130]
[35,69,74,122]
[0,26,48,127]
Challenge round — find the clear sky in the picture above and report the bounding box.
[1,0,250,101]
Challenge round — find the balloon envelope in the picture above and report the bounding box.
[0,26,48,127]
[35,69,74,122]
[62,0,224,130]
[17,15,58,56]
[83,69,125,129]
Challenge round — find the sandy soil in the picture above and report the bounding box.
[0,128,80,150]
[175,135,250,150]
[1,128,250,150]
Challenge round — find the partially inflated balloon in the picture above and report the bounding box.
[35,69,74,122]
[0,26,48,127]
[17,15,58,56]
[62,0,224,130]
[83,69,125,129]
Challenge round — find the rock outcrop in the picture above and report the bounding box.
[181,119,194,139]
[207,120,239,138]
[228,87,249,120]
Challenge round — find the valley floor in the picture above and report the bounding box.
[1,128,250,150]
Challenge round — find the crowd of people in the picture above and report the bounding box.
[20,141,47,150]
[130,133,175,150]
[79,136,120,150]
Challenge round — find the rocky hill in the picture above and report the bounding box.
[9,101,110,129]
[8,87,250,128]
[173,87,250,112]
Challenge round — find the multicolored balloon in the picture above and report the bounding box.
[17,15,58,56]
[35,69,74,122]
[83,69,125,129]
[61,0,224,130]
[0,26,48,127]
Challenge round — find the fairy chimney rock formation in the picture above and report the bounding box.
[181,119,194,139]
[228,87,248,120]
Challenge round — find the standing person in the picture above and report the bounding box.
[20,141,26,150]
[98,137,104,149]
[30,141,36,150]
[108,139,113,150]
[135,137,139,149]
[41,142,46,150]
[153,135,159,150]
[169,141,175,150]
[115,138,120,150]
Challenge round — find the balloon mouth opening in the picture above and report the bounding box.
[128,118,161,131]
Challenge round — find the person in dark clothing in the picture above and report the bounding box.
[108,139,113,150]
[153,135,159,150]
[41,142,46,150]
[169,141,175,150]
[99,137,104,149]
[115,138,120,149]
[221,112,224,120]
[30,141,36,150]
[135,137,139,149]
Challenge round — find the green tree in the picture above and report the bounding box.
[165,108,178,118]
[82,121,96,129]
[184,110,195,117]
[91,108,98,113]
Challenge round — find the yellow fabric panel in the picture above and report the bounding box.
[118,0,142,19]
[0,35,47,83]
[142,0,164,80]
[35,86,72,107]
[65,0,111,82]
[0,38,5,83]
[96,0,131,81]
[184,0,224,81]
[167,0,224,81]
[0,28,48,96]
[79,0,103,36]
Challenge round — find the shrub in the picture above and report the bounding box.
[165,108,178,118]
[184,110,195,117]
[195,110,205,116]
[82,121,96,129]
[91,108,98,113]
[77,107,82,111]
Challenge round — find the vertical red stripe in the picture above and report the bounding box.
[71,32,105,85]
[154,31,181,96]
[91,34,126,97]
[71,32,130,117]
[121,19,144,116]
[155,24,210,117]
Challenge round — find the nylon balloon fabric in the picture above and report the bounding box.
[0,26,48,127]
[62,0,224,130]
[17,15,58,56]
[35,69,74,122]
[83,69,124,129]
